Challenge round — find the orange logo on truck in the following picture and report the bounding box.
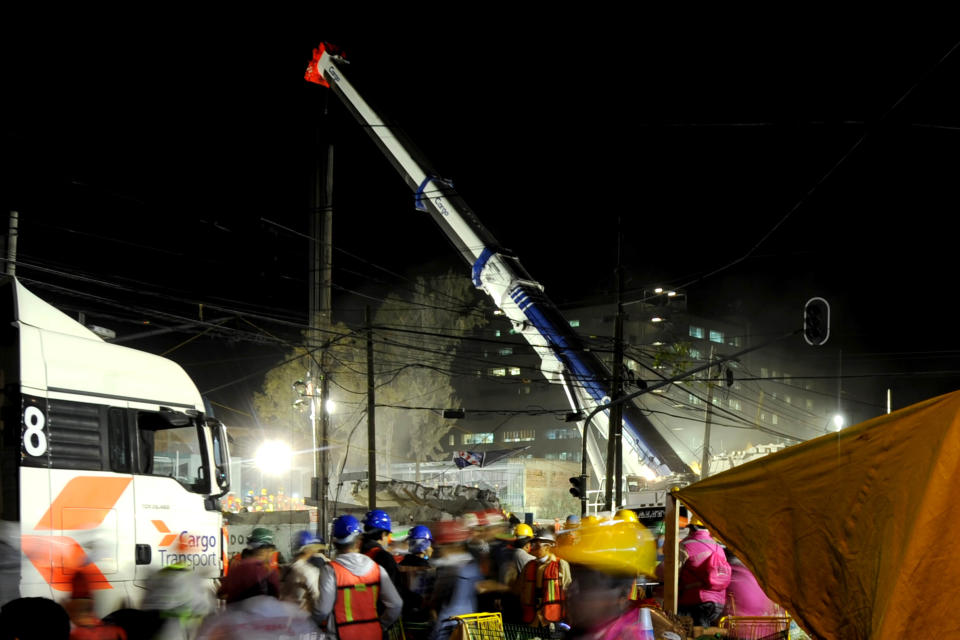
[22,476,132,591]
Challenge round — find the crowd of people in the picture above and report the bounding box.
[0,509,781,640]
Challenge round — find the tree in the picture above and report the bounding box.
[372,272,488,481]
[249,270,488,502]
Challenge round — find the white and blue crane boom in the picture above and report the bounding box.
[305,43,693,493]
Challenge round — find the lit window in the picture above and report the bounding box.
[709,330,724,344]
[771,414,778,425]
[463,432,494,445]
[729,398,741,411]
[806,399,814,410]
[499,347,514,356]
[728,336,741,347]
[503,429,536,443]
[712,396,721,407]
[494,330,501,337]
[489,368,506,377]
[509,367,521,376]
[689,326,704,339]
[448,435,455,446]
[760,412,767,422]
[569,320,580,328]
[785,395,792,405]
[688,393,702,406]
[760,367,769,378]
[689,348,701,360]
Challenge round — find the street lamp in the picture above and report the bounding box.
[831,414,845,432]
[255,440,293,475]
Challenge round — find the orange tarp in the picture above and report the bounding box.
[676,389,960,639]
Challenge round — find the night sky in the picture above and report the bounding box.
[3,13,960,420]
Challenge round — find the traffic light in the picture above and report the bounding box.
[803,297,831,346]
[569,476,587,499]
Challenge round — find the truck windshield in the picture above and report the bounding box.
[138,412,208,493]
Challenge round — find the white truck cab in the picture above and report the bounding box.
[0,277,230,615]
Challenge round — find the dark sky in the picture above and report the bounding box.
[3,13,960,415]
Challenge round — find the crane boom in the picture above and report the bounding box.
[305,44,693,488]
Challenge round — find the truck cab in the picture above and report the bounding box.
[0,277,230,614]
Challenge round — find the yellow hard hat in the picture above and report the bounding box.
[556,520,657,577]
[581,515,600,527]
[514,523,534,538]
[614,509,639,523]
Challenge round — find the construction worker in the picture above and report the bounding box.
[428,519,482,640]
[398,525,435,628]
[556,520,659,640]
[222,528,281,601]
[280,530,329,613]
[314,514,402,639]
[502,523,536,586]
[518,532,572,627]
[360,509,399,583]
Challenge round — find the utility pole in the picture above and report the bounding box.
[366,306,376,509]
[310,97,334,539]
[700,345,716,478]
[605,221,625,512]
[5,211,18,276]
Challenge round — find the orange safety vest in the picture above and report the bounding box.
[332,560,382,640]
[520,558,566,624]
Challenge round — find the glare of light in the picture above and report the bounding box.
[651,317,664,323]
[493,310,504,316]
[255,440,293,475]
[667,290,677,297]
[638,465,657,482]
[325,399,337,414]
[652,341,665,346]
[832,414,845,431]
[654,287,663,294]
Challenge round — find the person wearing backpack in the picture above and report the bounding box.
[677,523,731,627]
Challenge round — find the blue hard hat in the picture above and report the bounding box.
[362,509,392,533]
[295,530,323,550]
[408,525,433,541]
[332,515,362,544]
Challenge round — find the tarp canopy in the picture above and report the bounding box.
[676,389,960,639]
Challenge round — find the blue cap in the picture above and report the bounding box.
[332,515,362,544]
[362,509,392,533]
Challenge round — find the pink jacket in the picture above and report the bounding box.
[678,529,730,606]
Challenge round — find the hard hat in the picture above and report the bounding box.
[362,509,392,533]
[247,527,275,549]
[294,530,323,552]
[557,520,657,577]
[582,515,600,527]
[333,515,362,544]
[408,525,433,541]
[565,514,581,528]
[514,523,534,539]
[433,520,470,545]
[614,509,639,523]
[532,532,556,544]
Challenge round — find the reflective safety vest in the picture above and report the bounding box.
[520,558,566,624]
[332,560,382,640]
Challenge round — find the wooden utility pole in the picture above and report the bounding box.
[6,210,18,276]
[700,345,716,478]
[310,114,334,539]
[366,306,377,509]
[605,223,625,511]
